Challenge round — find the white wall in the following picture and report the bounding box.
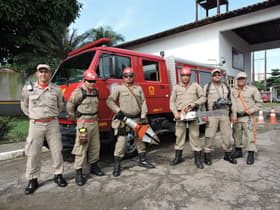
[220,31,251,79]
[125,5,280,79]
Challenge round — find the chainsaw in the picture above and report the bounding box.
[178,109,229,121]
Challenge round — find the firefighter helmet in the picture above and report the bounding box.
[180,67,191,75]
[123,67,134,74]
[83,70,97,80]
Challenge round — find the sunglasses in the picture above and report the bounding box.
[237,77,246,80]
[181,74,190,77]
[86,80,96,83]
[123,73,134,78]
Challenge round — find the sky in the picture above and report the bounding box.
[70,0,279,74]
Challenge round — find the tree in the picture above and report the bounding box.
[267,69,280,86]
[0,0,82,64]
[254,81,265,90]
[12,25,126,78]
[83,26,125,46]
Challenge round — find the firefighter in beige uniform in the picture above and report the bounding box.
[202,69,237,165]
[21,64,67,195]
[106,67,155,177]
[170,67,205,169]
[231,72,262,165]
[67,70,104,186]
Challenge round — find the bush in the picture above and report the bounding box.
[6,117,29,141]
[0,116,12,140]
[0,116,29,143]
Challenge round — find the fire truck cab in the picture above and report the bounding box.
[52,39,218,148]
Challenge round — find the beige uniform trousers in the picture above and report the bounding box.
[25,119,63,180]
[204,115,232,152]
[233,119,257,152]
[72,121,100,169]
[114,118,146,158]
[175,120,202,151]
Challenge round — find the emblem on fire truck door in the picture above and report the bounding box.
[148,86,155,95]
[61,87,66,96]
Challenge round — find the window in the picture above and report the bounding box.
[199,71,211,86]
[232,48,245,70]
[143,60,160,81]
[52,51,95,85]
[98,54,131,79]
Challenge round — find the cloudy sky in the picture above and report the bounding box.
[70,0,279,73]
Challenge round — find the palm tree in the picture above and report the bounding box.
[11,25,125,78]
[83,26,125,46]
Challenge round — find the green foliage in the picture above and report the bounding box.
[254,81,265,90]
[6,117,29,141]
[0,116,11,140]
[0,0,82,64]
[83,26,125,46]
[0,116,29,142]
[6,25,126,78]
[267,69,280,87]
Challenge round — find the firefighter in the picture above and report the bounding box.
[66,70,104,186]
[231,72,262,165]
[106,67,155,177]
[202,69,237,165]
[21,64,67,195]
[170,67,205,168]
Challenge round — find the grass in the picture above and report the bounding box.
[262,102,280,107]
[0,116,29,144]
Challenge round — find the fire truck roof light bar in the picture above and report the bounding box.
[68,38,112,57]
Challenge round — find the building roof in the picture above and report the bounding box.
[117,0,280,48]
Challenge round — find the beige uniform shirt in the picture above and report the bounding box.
[231,85,262,118]
[170,82,205,115]
[21,82,64,119]
[106,83,148,119]
[202,82,235,112]
[66,84,99,120]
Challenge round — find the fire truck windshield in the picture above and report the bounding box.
[52,50,96,85]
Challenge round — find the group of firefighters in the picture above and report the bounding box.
[20,63,262,195]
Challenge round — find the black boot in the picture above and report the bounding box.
[233,148,243,159]
[204,152,212,165]
[25,178,39,195]
[113,157,122,177]
[170,150,183,165]
[224,152,237,164]
[194,151,204,169]
[247,151,254,165]
[75,168,86,186]
[54,174,67,187]
[138,153,155,168]
[90,162,105,176]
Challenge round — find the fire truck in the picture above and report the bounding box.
[260,90,271,103]
[51,39,221,148]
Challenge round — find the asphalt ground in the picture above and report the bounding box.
[0,119,279,210]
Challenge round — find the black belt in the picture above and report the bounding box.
[125,113,140,118]
[237,112,249,118]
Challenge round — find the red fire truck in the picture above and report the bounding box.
[51,39,221,148]
[260,90,271,103]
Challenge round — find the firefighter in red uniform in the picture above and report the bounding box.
[67,70,104,186]
[106,67,155,177]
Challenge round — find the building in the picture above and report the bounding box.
[118,0,280,85]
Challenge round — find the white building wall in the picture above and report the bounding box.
[125,5,280,79]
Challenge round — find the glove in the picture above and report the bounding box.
[139,118,147,125]
[115,111,125,120]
